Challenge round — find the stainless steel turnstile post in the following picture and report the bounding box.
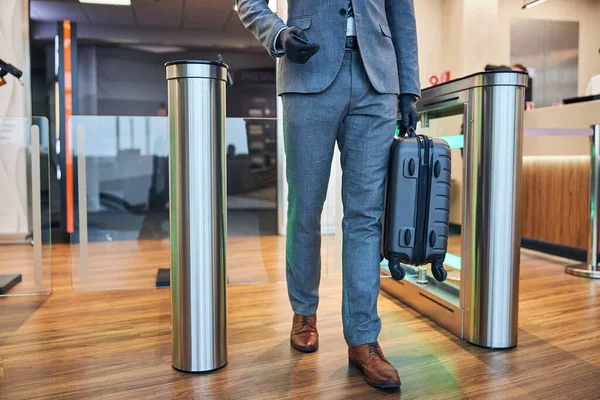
[166,60,228,372]
[380,71,528,349]
[565,124,600,279]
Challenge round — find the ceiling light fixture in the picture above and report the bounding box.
[79,0,132,6]
[522,0,548,9]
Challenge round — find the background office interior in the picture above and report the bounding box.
[1,0,600,398]
[2,0,599,251]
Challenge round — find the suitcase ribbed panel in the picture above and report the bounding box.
[383,136,451,267]
[425,138,451,261]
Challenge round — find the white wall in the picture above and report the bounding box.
[498,0,600,96]
[424,0,600,94]
[438,0,504,78]
[415,0,445,86]
[0,0,31,238]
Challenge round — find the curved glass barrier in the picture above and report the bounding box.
[69,116,169,290]
[327,116,464,288]
[0,117,51,296]
[414,114,464,286]
[70,116,329,289]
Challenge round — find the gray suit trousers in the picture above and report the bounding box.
[283,50,397,347]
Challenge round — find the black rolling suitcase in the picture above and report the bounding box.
[382,127,451,282]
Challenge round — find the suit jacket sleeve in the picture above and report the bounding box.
[386,0,421,97]
[236,0,287,58]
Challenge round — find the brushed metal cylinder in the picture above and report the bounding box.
[588,125,599,270]
[166,60,228,372]
[565,124,600,279]
[462,83,525,349]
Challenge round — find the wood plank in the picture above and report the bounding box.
[521,156,590,248]
[0,239,599,399]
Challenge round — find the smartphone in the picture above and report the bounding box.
[290,33,309,44]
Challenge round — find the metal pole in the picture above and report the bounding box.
[462,81,525,349]
[166,60,228,372]
[565,124,600,279]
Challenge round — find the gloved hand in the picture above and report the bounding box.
[398,94,419,133]
[277,26,320,64]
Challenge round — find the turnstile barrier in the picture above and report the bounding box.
[380,71,528,349]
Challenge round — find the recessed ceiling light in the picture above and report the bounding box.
[522,0,548,9]
[126,45,187,54]
[79,0,132,5]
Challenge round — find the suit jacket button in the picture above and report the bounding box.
[339,8,347,16]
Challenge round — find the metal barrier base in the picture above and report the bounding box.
[565,263,600,279]
[0,274,22,295]
[380,265,462,340]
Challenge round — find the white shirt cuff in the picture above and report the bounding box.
[272,26,288,55]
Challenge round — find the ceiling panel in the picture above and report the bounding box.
[183,0,231,30]
[80,3,136,26]
[30,1,89,23]
[30,0,261,47]
[132,0,183,28]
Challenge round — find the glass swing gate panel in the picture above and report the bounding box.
[70,116,171,290]
[227,117,281,284]
[365,93,470,338]
[325,112,464,291]
[223,117,331,285]
[70,116,310,290]
[0,117,52,296]
[414,112,465,286]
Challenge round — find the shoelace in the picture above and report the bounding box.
[301,316,316,330]
[368,343,385,359]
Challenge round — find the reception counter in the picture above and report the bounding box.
[444,100,600,252]
[521,100,600,251]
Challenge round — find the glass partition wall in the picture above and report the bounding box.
[0,117,52,296]
[418,114,464,285]
[327,115,464,289]
[69,116,331,290]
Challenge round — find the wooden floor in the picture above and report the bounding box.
[1,237,599,399]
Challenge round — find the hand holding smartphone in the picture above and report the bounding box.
[290,33,309,44]
[279,26,320,64]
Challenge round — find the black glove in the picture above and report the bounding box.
[398,94,419,133]
[277,26,320,64]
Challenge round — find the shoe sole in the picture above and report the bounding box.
[348,358,401,389]
[290,340,318,353]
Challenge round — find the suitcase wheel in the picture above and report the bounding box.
[389,262,406,281]
[431,262,447,282]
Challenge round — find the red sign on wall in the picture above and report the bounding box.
[428,74,439,86]
[441,70,451,83]
[428,70,451,87]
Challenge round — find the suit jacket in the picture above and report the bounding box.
[236,0,420,97]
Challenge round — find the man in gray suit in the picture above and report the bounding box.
[237,0,420,389]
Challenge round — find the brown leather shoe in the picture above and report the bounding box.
[290,313,318,353]
[348,342,401,389]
